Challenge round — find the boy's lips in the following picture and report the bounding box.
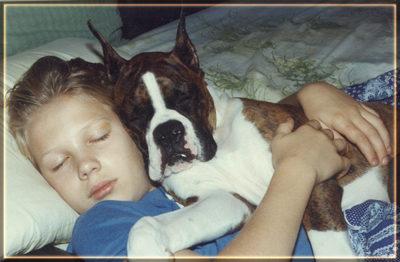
[89,179,117,200]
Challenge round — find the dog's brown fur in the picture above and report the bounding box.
[88,17,395,234]
[241,98,395,231]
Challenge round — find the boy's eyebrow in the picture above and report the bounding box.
[96,120,112,131]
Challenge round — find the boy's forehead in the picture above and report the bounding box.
[33,95,112,123]
[27,95,116,156]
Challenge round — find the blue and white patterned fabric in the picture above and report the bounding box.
[344,200,399,260]
[342,69,399,107]
[343,70,399,261]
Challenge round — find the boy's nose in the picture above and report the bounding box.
[78,157,101,180]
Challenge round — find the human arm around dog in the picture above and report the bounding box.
[174,119,350,260]
[216,119,350,259]
[279,82,391,167]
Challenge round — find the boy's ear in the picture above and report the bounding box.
[171,11,200,74]
[87,20,126,85]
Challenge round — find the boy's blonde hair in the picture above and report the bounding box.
[7,56,115,170]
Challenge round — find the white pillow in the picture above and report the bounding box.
[3,38,131,256]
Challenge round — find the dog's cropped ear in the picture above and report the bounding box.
[172,13,200,74]
[88,20,126,85]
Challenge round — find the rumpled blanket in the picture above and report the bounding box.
[344,200,399,260]
[343,69,399,261]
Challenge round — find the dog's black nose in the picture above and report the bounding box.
[153,120,185,147]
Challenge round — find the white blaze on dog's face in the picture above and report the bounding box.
[89,16,218,182]
[142,72,203,181]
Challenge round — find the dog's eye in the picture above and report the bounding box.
[129,115,148,129]
[131,115,144,123]
[176,91,193,105]
[177,96,191,105]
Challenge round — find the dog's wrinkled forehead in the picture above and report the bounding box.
[111,57,195,131]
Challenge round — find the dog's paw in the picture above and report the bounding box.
[127,216,174,258]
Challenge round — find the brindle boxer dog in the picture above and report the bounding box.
[88,15,395,259]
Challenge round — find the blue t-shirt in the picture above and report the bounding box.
[67,187,313,261]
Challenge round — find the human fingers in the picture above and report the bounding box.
[354,108,390,166]
[338,120,379,166]
[271,118,295,168]
[321,128,334,140]
[313,133,351,184]
[336,156,352,179]
[274,118,295,139]
[306,120,335,140]
[333,138,348,156]
[360,102,380,117]
[317,120,349,154]
[334,110,389,167]
[305,119,322,130]
[360,104,392,155]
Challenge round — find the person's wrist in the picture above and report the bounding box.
[296,82,317,102]
[296,85,317,116]
[273,157,318,187]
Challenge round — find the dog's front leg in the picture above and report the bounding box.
[127,191,252,258]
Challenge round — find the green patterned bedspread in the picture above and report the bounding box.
[118,5,395,103]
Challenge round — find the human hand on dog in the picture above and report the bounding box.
[281,82,391,167]
[219,118,352,258]
[271,118,351,185]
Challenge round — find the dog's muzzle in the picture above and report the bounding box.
[153,120,197,171]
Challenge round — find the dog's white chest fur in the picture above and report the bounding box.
[163,86,274,205]
[141,72,274,205]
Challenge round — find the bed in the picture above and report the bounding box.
[2,2,397,259]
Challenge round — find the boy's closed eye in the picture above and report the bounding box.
[89,120,112,144]
[53,158,68,172]
[90,132,110,143]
